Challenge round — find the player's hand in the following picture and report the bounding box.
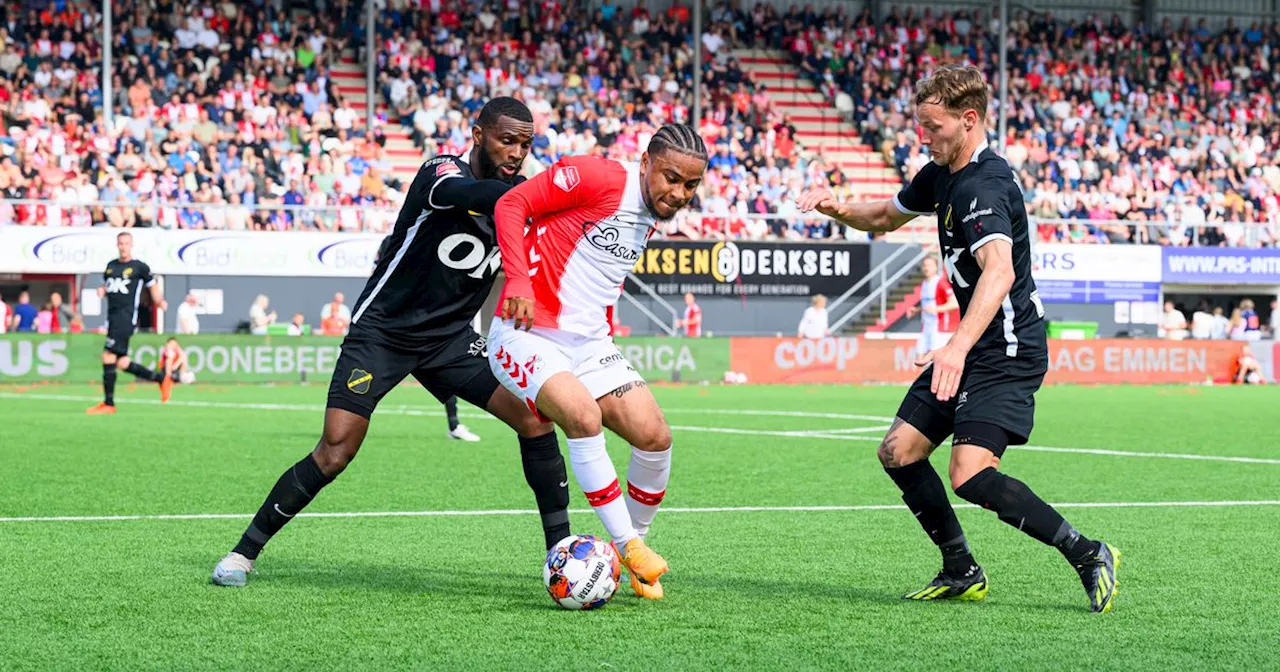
[905,306,919,318]
[915,343,967,403]
[502,296,535,331]
[796,188,839,216]
[156,300,168,312]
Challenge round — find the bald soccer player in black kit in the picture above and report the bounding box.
[213,97,573,587]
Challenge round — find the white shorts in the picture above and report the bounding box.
[487,319,644,413]
[917,330,952,355]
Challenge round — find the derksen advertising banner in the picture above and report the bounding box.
[0,226,384,277]
[729,337,1247,385]
[627,240,871,297]
[1031,244,1162,303]
[1162,247,1280,285]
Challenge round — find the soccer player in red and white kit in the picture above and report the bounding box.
[489,125,708,600]
[905,257,959,356]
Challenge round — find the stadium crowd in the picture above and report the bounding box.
[791,6,1280,246]
[3,0,1280,246]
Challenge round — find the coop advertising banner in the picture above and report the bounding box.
[0,226,384,277]
[0,334,730,384]
[627,240,871,297]
[1031,244,1162,304]
[728,337,1248,385]
[1162,247,1280,284]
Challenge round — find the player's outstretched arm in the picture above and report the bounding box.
[797,188,917,233]
[428,173,514,216]
[923,240,1015,401]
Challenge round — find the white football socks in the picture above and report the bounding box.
[566,434,637,547]
[625,445,671,539]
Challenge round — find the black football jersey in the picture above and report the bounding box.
[349,155,518,347]
[102,258,155,330]
[895,145,1047,358]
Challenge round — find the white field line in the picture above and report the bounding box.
[4,393,1279,465]
[3,500,1280,524]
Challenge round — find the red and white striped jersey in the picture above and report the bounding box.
[495,155,657,339]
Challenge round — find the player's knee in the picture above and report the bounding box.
[876,434,928,469]
[632,421,672,452]
[558,405,603,438]
[512,412,553,438]
[313,431,361,477]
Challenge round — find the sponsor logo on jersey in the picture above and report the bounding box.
[105,277,131,294]
[346,368,373,394]
[585,225,640,262]
[962,197,994,224]
[123,267,134,277]
[524,354,543,373]
[553,166,580,192]
[436,161,462,177]
[599,352,625,366]
[943,205,953,230]
[467,336,488,358]
[957,391,968,408]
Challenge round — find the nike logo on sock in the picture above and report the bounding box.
[273,504,295,518]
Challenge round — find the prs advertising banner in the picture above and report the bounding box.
[729,337,1246,385]
[0,334,730,385]
[1031,244,1162,304]
[628,240,871,297]
[0,226,385,277]
[1162,247,1280,284]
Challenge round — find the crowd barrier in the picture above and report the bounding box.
[1,334,1263,386]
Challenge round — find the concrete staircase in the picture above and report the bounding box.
[330,50,426,182]
[731,49,899,201]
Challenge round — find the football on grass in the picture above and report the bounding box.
[543,535,621,610]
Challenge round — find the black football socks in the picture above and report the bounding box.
[102,364,117,406]
[954,467,1099,563]
[232,454,334,560]
[519,431,572,549]
[886,460,976,575]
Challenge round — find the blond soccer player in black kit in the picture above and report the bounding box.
[798,65,1119,613]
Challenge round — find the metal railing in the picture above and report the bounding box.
[828,246,931,334]
[621,273,679,337]
[824,244,916,315]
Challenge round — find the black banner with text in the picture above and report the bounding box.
[627,240,871,297]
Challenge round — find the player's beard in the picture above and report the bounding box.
[477,148,516,184]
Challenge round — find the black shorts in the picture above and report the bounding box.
[103,324,134,356]
[896,348,1048,456]
[326,328,498,419]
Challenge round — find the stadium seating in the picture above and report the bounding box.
[1,1,1278,245]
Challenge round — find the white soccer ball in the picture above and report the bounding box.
[179,371,196,384]
[543,535,621,610]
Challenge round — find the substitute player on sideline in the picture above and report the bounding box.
[905,256,958,356]
[86,231,172,414]
[212,98,573,587]
[488,124,708,601]
[798,64,1119,613]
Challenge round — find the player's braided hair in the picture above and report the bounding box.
[477,96,533,127]
[647,124,708,161]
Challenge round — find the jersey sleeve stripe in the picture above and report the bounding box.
[1000,294,1018,357]
[427,172,464,211]
[892,194,931,216]
[968,232,1013,255]
[352,211,428,324]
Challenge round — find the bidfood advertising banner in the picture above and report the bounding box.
[627,240,870,297]
[1031,244,1162,304]
[0,334,730,385]
[0,226,384,277]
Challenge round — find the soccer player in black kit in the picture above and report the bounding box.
[799,65,1119,613]
[213,97,572,587]
[86,231,172,414]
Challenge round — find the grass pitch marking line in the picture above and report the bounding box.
[3,500,1280,524]
[6,392,1280,465]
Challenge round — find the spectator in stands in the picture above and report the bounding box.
[1239,299,1262,340]
[1211,306,1231,340]
[248,294,276,335]
[677,292,703,338]
[35,301,53,333]
[797,294,830,339]
[1270,298,1280,337]
[1190,301,1214,340]
[0,295,7,334]
[1160,301,1189,340]
[287,312,307,336]
[176,293,200,334]
[49,292,72,333]
[319,292,350,336]
[9,290,36,332]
